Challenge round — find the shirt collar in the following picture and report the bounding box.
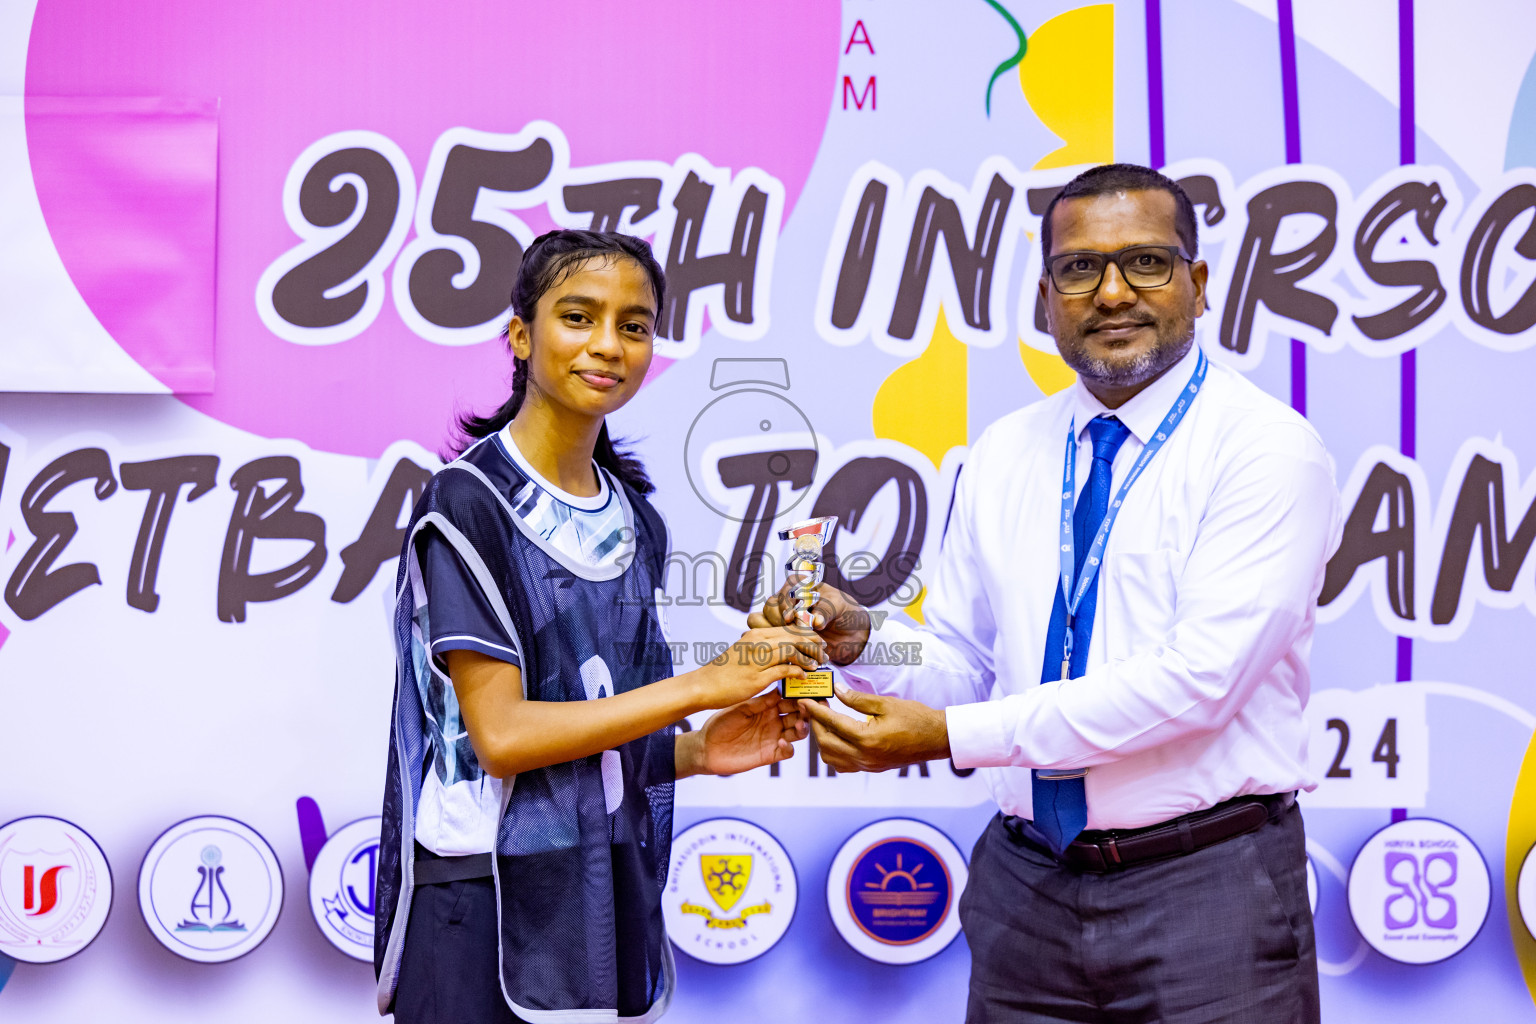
[1069,342,1204,445]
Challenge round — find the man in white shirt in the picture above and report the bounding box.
[753,163,1342,1022]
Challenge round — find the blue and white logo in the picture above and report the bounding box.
[138,815,283,963]
[826,818,966,965]
[307,817,381,961]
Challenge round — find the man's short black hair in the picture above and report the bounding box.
[1040,163,1198,259]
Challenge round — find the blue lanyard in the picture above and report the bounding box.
[1057,350,1208,680]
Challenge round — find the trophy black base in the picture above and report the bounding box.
[781,670,834,700]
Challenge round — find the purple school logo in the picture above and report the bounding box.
[827,819,966,965]
[846,837,952,946]
[1383,850,1459,931]
[1347,818,1489,966]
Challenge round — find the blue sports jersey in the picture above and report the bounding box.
[375,433,677,1022]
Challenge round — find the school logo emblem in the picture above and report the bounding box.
[701,854,752,913]
[0,816,113,964]
[1346,817,1490,965]
[664,819,796,965]
[139,816,283,962]
[307,817,381,961]
[848,840,949,943]
[827,819,967,965]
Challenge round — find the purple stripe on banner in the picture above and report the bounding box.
[1290,340,1307,415]
[1277,1,1306,415]
[1145,0,1165,167]
[1398,0,1417,464]
[1391,0,1417,825]
[296,795,329,872]
[1399,0,1416,166]
[1278,1,1302,165]
[1397,2,1416,684]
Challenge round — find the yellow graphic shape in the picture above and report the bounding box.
[1013,6,1110,400]
[1019,338,1076,396]
[871,306,968,472]
[903,586,927,624]
[1507,731,1536,1008]
[1019,4,1115,171]
[871,306,970,626]
[680,901,772,929]
[701,854,751,913]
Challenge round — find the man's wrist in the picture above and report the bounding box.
[926,704,953,762]
[675,728,707,779]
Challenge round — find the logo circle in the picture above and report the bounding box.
[1518,843,1536,941]
[663,818,797,965]
[307,817,381,961]
[826,818,967,965]
[138,815,284,963]
[0,815,113,964]
[1346,817,1490,965]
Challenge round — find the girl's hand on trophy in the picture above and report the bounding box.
[750,581,872,666]
[690,626,827,709]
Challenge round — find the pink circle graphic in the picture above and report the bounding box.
[26,1,839,456]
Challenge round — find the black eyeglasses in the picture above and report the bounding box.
[1045,244,1192,295]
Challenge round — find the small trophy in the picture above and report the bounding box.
[777,516,838,700]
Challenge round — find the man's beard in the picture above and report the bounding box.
[1055,313,1196,390]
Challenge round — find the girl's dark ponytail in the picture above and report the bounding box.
[453,350,528,452]
[594,420,654,496]
[449,230,660,497]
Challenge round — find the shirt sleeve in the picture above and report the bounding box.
[839,457,998,710]
[945,422,1342,771]
[419,528,521,669]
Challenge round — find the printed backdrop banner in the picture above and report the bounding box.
[2,0,1536,1021]
[0,96,216,393]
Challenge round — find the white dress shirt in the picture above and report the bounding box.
[841,343,1343,829]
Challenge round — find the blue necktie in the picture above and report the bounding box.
[1031,415,1132,855]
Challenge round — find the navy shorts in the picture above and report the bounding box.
[394,875,527,1024]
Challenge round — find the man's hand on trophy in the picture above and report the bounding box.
[800,684,951,773]
[749,581,871,666]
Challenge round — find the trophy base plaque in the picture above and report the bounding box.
[776,515,839,701]
[781,670,834,700]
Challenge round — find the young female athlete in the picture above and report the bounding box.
[374,230,819,1023]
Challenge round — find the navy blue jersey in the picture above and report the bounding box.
[421,530,523,670]
[376,434,677,1022]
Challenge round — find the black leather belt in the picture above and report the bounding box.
[414,845,493,885]
[1004,792,1295,874]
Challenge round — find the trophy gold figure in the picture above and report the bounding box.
[777,515,838,699]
